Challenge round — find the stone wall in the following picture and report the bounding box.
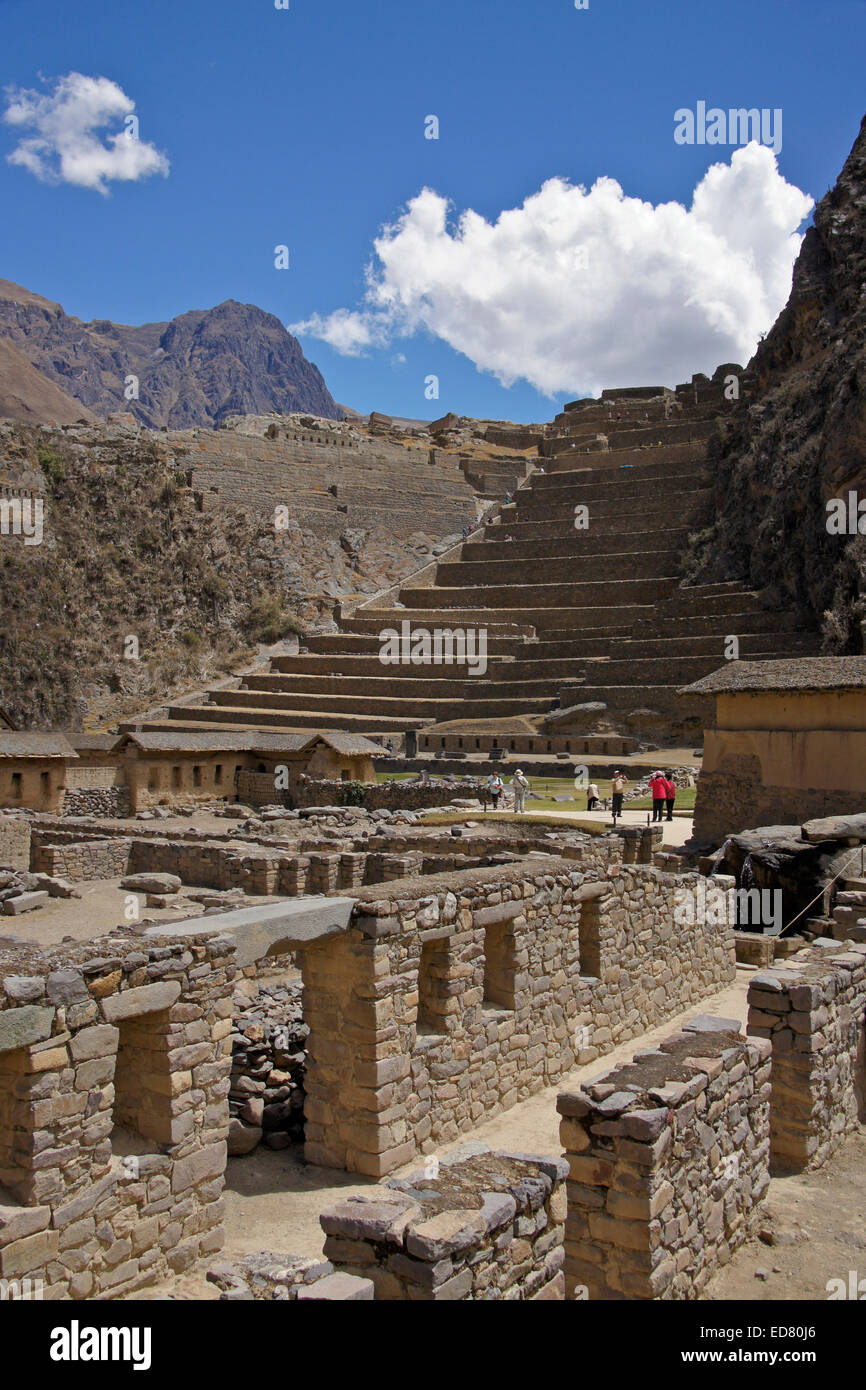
[692,768,866,844]
[557,1022,771,1299]
[31,838,132,882]
[0,927,234,1298]
[62,787,131,819]
[319,1147,567,1300]
[301,858,736,1177]
[236,770,289,808]
[293,778,484,811]
[0,815,30,872]
[746,942,866,1172]
[228,978,307,1156]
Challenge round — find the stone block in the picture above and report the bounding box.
[2,892,49,915]
[294,1272,375,1300]
[0,1005,55,1054]
[102,981,181,1022]
[69,1024,120,1062]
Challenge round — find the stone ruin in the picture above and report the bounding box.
[0,787,864,1301]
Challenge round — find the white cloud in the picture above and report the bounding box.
[291,144,813,397]
[3,72,169,195]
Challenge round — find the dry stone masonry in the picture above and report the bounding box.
[557,1021,772,1300]
[301,857,735,1177]
[0,928,234,1298]
[747,941,866,1172]
[319,1147,567,1300]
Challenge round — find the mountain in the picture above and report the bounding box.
[0,337,95,425]
[688,114,866,650]
[0,281,341,428]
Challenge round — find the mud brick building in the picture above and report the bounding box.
[685,658,866,843]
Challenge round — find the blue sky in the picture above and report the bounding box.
[0,0,864,421]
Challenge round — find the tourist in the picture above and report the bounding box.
[649,770,667,822]
[663,771,676,822]
[611,770,629,817]
[486,772,504,811]
[586,781,600,811]
[510,768,529,814]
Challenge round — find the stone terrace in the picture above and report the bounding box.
[134,368,820,741]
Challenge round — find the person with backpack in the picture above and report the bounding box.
[510,769,529,813]
[649,770,667,822]
[611,771,629,818]
[486,772,504,811]
[663,771,676,822]
[586,781,600,811]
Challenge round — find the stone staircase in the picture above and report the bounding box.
[128,372,821,740]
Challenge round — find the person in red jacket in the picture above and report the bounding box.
[648,771,666,822]
[663,771,676,822]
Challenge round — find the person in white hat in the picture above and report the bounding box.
[510,768,529,814]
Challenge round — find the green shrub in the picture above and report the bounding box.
[338,781,368,807]
[37,444,66,484]
[242,594,306,644]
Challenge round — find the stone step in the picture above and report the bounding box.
[199,689,554,718]
[462,528,691,562]
[515,471,710,508]
[530,454,712,486]
[433,550,679,587]
[494,494,714,537]
[352,603,655,630]
[630,609,810,639]
[400,578,678,607]
[341,611,539,637]
[267,636,816,681]
[163,706,423,733]
[296,631,531,658]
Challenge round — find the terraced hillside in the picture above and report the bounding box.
[129,366,821,745]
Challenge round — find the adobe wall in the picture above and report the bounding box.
[301,859,735,1177]
[125,752,244,813]
[747,943,866,1172]
[557,1024,771,1299]
[64,764,123,792]
[0,761,65,814]
[0,928,234,1299]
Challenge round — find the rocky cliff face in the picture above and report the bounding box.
[0,420,451,729]
[0,282,341,428]
[689,115,866,650]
